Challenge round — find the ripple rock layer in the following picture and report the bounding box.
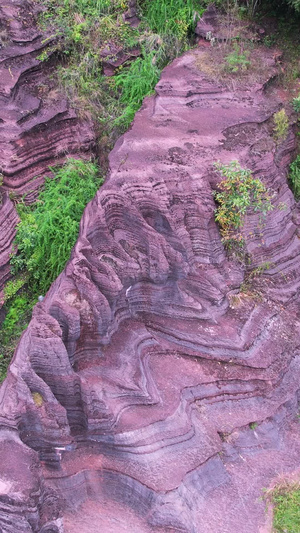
[0,45,300,533]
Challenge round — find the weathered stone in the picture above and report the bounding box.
[0,15,300,533]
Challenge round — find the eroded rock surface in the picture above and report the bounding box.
[0,44,299,532]
[0,0,95,292]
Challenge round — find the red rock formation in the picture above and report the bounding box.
[0,42,299,533]
[0,0,95,293]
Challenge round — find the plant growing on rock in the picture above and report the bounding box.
[289,154,300,200]
[11,158,102,294]
[213,160,274,252]
[292,94,300,113]
[273,108,289,142]
[225,42,251,73]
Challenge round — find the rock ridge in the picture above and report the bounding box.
[0,42,300,532]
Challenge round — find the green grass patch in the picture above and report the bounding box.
[272,486,300,532]
[11,158,102,294]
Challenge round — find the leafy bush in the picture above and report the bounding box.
[288,0,300,11]
[273,109,289,142]
[3,276,27,302]
[11,159,102,294]
[214,160,274,249]
[289,155,300,200]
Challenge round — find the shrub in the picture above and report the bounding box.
[273,108,289,142]
[214,160,274,250]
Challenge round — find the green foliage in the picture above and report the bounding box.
[214,161,274,248]
[0,293,33,381]
[225,42,251,73]
[140,0,202,40]
[288,0,300,11]
[292,94,300,113]
[289,155,300,200]
[11,159,102,294]
[3,276,27,302]
[113,53,160,128]
[248,261,272,278]
[39,0,202,134]
[273,487,300,532]
[273,109,289,142]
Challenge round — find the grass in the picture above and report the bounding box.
[11,158,102,294]
[273,109,289,143]
[0,293,34,381]
[272,485,300,532]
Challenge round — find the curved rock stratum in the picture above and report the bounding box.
[0,42,299,532]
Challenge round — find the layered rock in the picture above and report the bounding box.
[0,43,299,532]
[0,0,95,292]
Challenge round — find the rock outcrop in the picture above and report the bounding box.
[0,0,95,293]
[0,37,299,533]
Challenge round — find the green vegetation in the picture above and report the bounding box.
[0,294,33,381]
[213,161,274,251]
[0,158,102,380]
[11,159,102,294]
[292,94,300,113]
[39,0,203,135]
[225,42,251,73]
[289,155,300,200]
[273,109,289,142]
[140,0,200,39]
[272,486,300,532]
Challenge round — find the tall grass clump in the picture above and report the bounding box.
[113,53,160,128]
[140,0,202,40]
[11,159,102,294]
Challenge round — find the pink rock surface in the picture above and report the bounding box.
[0,42,300,533]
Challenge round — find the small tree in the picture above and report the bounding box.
[213,160,274,251]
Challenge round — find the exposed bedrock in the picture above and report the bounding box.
[0,0,95,292]
[0,46,300,532]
